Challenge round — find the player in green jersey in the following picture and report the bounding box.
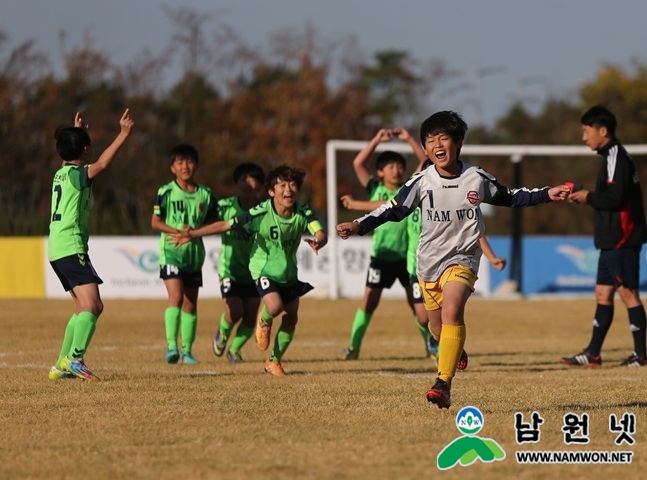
[170,164,327,376]
[405,207,440,362]
[152,144,219,365]
[212,162,266,363]
[340,127,428,361]
[48,109,134,382]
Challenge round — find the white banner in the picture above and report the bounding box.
[44,236,490,299]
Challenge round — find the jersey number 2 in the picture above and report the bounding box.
[51,185,63,221]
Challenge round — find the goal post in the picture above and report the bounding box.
[326,140,647,299]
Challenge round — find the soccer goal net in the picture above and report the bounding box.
[324,140,647,299]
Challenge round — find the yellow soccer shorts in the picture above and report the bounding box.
[419,264,478,311]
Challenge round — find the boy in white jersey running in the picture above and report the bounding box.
[337,111,570,409]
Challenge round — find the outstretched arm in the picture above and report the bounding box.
[336,221,362,239]
[188,220,232,238]
[88,109,134,179]
[489,180,570,207]
[337,173,422,239]
[336,201,413,238]
[340,195,387,211]
[167,220,233,248]
[548,185,570,201]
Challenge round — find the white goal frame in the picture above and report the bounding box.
[326,140,647,299]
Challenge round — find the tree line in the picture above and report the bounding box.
[2,7,647,237]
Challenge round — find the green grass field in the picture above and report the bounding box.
[1,297,646,479]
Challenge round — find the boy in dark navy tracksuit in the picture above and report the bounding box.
[561,105,647,368]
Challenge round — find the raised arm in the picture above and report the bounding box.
[353,129,393,187]
[391,127,428,171]
[87,109,134,180]
[73,111,86,129]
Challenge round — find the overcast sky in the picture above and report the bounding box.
[3,0,647,126]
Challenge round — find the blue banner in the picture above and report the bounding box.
[487,236,647,295]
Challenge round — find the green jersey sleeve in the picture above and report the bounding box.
[406,208,422,276]
[48,165,93,261]
[365,178,408,261]
[297,201,323,235]
[204,190,220,224]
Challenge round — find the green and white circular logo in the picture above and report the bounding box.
[456,406,484,435]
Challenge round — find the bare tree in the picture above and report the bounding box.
[117,48,172,98]
[58,30,113,85]
[163,5,213,78]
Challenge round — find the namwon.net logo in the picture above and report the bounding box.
[437,406,506,470]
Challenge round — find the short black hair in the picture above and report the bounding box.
[265,164,306,192]
[232,162,265,184]
[580,105,617,137]
[55,126,91,161]
[420,110,468,145]
[375,150,406,171]
[169,144,199,164]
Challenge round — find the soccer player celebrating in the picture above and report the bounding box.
[48,109,134,381]
[337,111,570,408]
[212,162,266,363]
[340,127,429,361]
[170,164,327,376]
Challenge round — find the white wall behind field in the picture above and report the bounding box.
[44,236,491,299]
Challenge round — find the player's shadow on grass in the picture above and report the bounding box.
[472,347,631,358]
[286,355,434,363]
[480,360,564,368]
[475,356,646,371]
[478,366,565,374]
[471,351,563,358]
[263,367,436,376]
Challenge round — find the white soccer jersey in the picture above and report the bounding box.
[355,162,552,282]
